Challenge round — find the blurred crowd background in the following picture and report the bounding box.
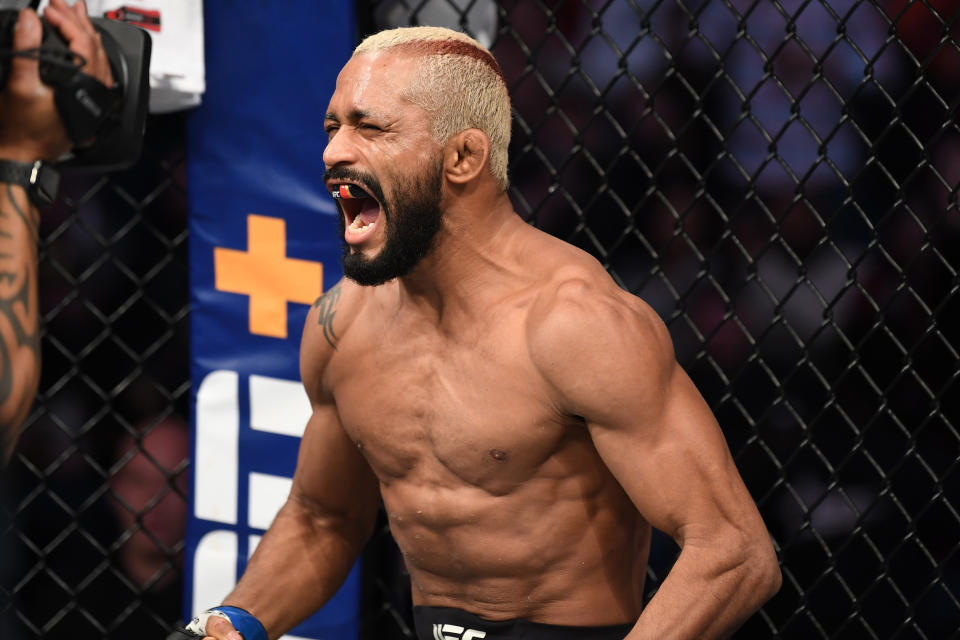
[1,0,957,638]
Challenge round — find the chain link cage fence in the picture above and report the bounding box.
[0,108,190,640]
[361,0,960,638]
[0,0,957,638]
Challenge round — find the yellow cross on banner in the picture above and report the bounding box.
[214,214,323,338]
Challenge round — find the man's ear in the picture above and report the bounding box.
[443,129,491,185]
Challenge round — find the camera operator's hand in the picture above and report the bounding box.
[0,0,115,162]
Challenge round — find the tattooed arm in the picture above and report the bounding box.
[0,8,55,461]
[0,184,40,460]
[0,3,115,459]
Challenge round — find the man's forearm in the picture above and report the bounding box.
[222,494,372,639]
[626,536,781,640]
[0,181,41,461]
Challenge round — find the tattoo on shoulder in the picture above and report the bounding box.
[313,282,342,350]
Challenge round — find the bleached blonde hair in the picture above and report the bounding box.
[354,26,512,191]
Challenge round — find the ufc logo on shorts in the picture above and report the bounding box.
[433,623,487,640]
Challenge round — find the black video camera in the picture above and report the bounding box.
[0,9,151,171]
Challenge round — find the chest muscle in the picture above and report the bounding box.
[331,324,567,493]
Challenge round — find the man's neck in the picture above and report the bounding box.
[395,192,525,322]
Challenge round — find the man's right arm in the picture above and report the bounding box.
[204,282,380,640]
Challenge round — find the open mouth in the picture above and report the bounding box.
[331,183,382,239]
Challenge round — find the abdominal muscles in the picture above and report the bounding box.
[330,303,649,625]
[378,437,649,626]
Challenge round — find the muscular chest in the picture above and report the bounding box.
[328,317,566,491]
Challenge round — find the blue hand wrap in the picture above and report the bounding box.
[210,606,268,640]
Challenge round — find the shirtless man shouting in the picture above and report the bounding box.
[184,26,781,640]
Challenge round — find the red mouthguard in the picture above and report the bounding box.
[333,184,367,199]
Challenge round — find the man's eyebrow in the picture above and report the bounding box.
[325,109,382,123]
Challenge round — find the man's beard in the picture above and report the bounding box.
[328,162,444,287]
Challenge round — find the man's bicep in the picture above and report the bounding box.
[588,365,761,538]
[533,289,764,542]
[294,288,377,526]
[289,402,379,531]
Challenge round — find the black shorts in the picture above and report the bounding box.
[413,606,634,640]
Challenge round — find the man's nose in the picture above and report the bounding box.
[322,129,359,168]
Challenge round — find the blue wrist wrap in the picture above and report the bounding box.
[211,606,268,640]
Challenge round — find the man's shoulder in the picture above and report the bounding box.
[525,266,674,381]
[310,275,374,331]
[518,227,659,323]
[522,267,677,418]
[527,261,665,335]
[301,278,368,368]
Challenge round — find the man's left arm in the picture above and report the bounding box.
[530,278,781,640]
[0,170,40,461]
[0,1,115,460]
